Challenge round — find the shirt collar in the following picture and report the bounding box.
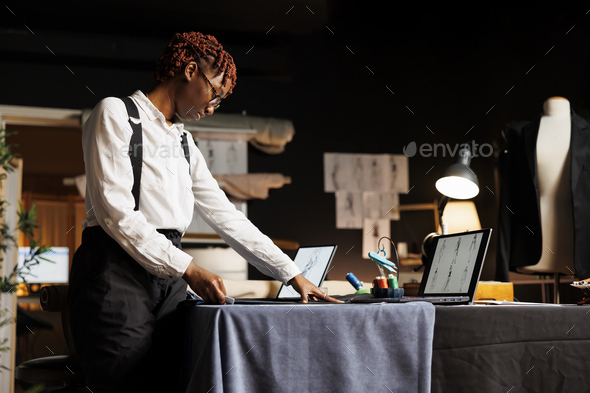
[130,90,185,131]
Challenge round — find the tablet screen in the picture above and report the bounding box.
[276,245,337,299]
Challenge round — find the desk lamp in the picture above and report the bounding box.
[418,146,480,270]
[439,201,481,234]
[435,146,479,231]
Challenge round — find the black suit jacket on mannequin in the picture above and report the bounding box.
[496,110,590,282]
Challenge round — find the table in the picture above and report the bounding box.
[432,304,590,392]
[183,301,435,393]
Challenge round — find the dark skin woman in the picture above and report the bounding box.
[69,31,341,393]
[147,32,341,305]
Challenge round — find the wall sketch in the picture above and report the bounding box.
[324,153,340,192]
[325,153,408,193]
[362,218,391,261]
[188,140,248,235]
[324,152,408,258]
[363,192,381,219]
[204,139,215,170]
[325,153,407,225]
[227,142,238,173]
[336,190,363,229]
[387,155,409,192]
[353,157,364,191]
[363,192,400,221]
[201,140,247,175]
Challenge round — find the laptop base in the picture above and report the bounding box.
[348,293,471,305]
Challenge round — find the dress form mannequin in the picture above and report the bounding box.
[518,97,575,301]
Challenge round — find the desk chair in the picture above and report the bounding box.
[15,285,86,392]
[16,305,53,364]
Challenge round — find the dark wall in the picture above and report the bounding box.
[2,1,590,283]
[240,2,590,282]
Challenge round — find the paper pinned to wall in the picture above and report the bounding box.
[335,191,363,229]
[324,153,408,193]
[326,153,407,229]
[201,139,248,175]
[362,218,391,260]
[387,155,409,193]
[363,192,400,220]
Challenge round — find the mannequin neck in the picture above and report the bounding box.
[543,98,570,117]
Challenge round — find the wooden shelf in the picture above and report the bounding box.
[186,126,257,142]
[399,255,423,267]
[181,233,299,250]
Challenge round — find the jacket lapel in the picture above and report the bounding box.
[571,110,590,193]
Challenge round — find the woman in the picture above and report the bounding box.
[68,31,338,393]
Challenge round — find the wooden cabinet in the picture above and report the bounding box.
[21,192,86,268]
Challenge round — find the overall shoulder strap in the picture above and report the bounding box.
[119,96,142,211]
[180,131,191,175]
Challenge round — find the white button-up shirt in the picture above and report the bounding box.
[82,90,301,284]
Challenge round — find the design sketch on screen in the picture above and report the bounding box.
[460,234,479,291]
[424,233,483,294]
[437,240,447,265]
[277,246,335,298]
[468,234,478,263]
[301,248,322,277]
[441,238,461,292]
[429,239,446,291]
[429,268,439,291]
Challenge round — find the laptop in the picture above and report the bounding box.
[234,245,338,304]
[351,228,492,305]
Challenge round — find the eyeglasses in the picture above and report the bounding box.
[178,35,224,110]
[197,68,222,110]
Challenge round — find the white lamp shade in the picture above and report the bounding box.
[438,201,481,234]
[435,176,479,199]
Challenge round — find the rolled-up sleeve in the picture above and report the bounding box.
[188,137,301,285]
[83,98,193,280]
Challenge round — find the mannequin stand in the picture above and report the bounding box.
[552,273,560,304]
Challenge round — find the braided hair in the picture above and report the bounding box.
[153,32,237,95]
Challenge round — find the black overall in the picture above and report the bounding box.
[68,96,191,393]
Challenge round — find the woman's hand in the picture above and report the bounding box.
[288,274,343,303]
[182,262,227,304]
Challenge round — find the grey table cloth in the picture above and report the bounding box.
[184,302,435,393]
[432,305,590,393]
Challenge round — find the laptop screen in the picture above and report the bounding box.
[422,229,491,296]
[276,245,337,299]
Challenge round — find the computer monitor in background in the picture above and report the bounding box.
[17,247,69,284]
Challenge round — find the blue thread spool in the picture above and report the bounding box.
[346,272,362,290]
[346,272,370,294]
